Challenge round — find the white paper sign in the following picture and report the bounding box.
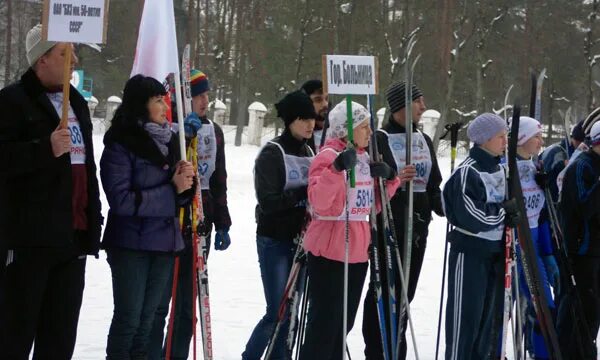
[323,55,378,95]
[44,0,108,44]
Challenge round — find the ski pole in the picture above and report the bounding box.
[367,95,393,360]
[342,95,354,360]
[376,164,419,359]
[434,121,462,360]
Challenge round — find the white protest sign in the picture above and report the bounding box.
[322,55,378,95]
[42,0,109,44]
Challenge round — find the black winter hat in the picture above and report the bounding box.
[301,79,323,96]
[385,81,423,114]
[571,120,585,142]
[275,90,317,126]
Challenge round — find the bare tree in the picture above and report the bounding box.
[433,0,473,152]
[474,5,506,113]
[4,0,11,86]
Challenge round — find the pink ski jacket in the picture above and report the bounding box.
[303,138,401,263]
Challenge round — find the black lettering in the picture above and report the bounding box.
[69,21,83,33]
[62,4,72,16]
[73,6,80,16]
[88,7,101,17]
[53,3,62,15]
[81,5,87,16]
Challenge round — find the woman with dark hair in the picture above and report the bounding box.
[100,74,195,359]
[242,90,316,360]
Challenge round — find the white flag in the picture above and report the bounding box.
[130,0,179,81]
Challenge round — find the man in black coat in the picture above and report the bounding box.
[0,24,103,359]
[362,81,444,359]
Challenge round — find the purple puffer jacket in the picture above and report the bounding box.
[100,125,186,253]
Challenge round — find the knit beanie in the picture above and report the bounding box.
[385,81,423,114]
[275,90,316,126]
[327,100,370,139]
[301,79,323,96]
[591,121,600,147]
[517,116,542,145]
[583,107,600,135]
[26,24,56,66]
[571,120,585,142]
[190,69,210,97]
[467,113,507,145]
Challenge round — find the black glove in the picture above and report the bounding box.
[502,198,522,228]
[369,161,396,180]
[333,148,357,172]
[535,171,548,189]
[289,186,308,203]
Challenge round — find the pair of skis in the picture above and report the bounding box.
[367,92,420,360]
[367,33,421,360]
[263,226,310,360]
[166,44,213,360]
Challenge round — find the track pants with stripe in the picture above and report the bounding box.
[445,245,504,360]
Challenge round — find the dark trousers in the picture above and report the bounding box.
[444,246,504,360]
[149,235,212,360]
[0,245,86,360]
[106,248,174,360]
[362,225,427,360]
[299,254,368,360]
[556,255,600,359]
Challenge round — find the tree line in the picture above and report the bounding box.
[1,0,598,149]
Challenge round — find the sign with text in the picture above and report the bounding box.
[322,55,378,95]
[42,0,109,44]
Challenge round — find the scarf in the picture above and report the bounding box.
[143,122,172,156]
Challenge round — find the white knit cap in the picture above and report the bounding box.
[591,121,600,146]
[26,24,56,66]
[517,116,542,145]
[326,100,370,139]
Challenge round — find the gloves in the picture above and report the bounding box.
[184,112,202,138]
[534,171,548,189]
[289,186,308,203]
[502,198,522,228]
[214,228,231,251]
[369,161,396,180]
[542,255,560,291]
[333,148,357,172]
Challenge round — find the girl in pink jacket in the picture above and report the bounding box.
[299,101,402,359]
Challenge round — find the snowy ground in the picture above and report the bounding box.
[72,129,490,359]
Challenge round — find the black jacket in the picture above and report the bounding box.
[0,68,103,255]
[376,118,444,244]
[254,130,312,241]
[560,149,600,256]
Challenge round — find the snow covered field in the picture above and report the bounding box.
[72,129,483,359]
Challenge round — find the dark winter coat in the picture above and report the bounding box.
[376,118,444,245]
[560,149,600,257]
[100,123,190,253]
[254,130,312,241]
[0,68,103,255]
[540,138,573,203]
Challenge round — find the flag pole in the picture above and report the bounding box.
[173,71,187,159]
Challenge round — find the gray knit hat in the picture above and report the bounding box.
[385,81,423,114]
[467,113,507,145]
[26,24,56,66]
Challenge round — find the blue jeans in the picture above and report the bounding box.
[242,235,296,360]
[106,248,174,360]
